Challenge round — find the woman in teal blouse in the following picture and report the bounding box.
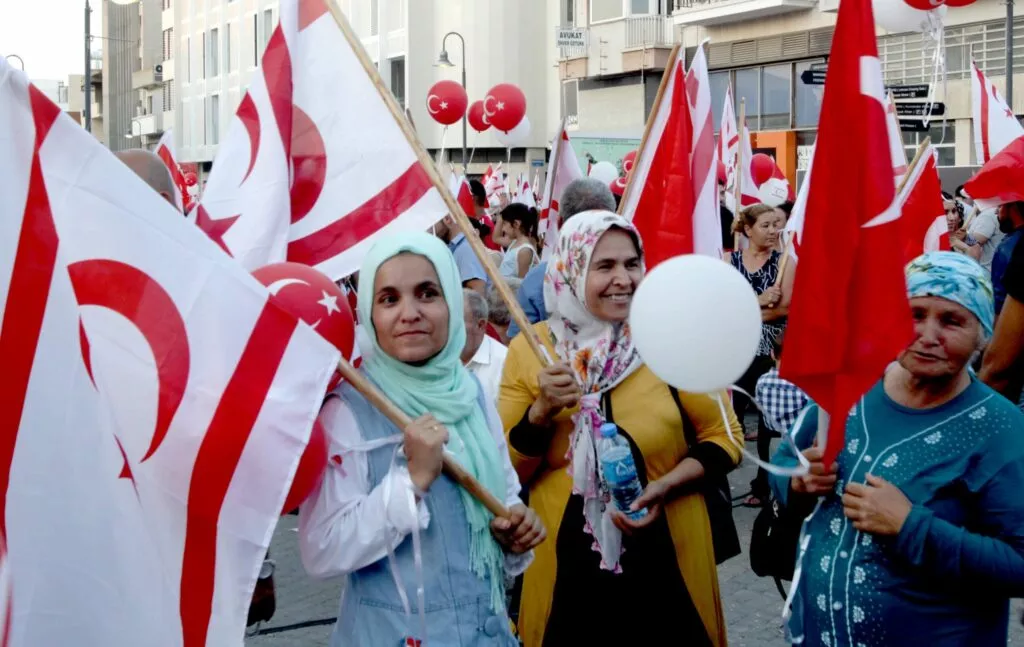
[771,252,1024,647]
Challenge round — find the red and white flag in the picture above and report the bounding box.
[884,92,909,184]
[972,59,1024,164]
[196,0,446,280]
[513,173,537,209]
[484,162,506,207]
[718,84,739,191]
[0,62,338,646]
[155,129,193,213]
[963,135,1024,210]
[738,120,761,208]
[448,172,477,218]
[780,0,912,466]
[896,145,949,262]
[620,43,720,267]
[540,118,584,260]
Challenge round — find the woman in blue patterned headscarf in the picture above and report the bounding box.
[770,251,1024,647]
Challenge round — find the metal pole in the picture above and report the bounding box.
[1008,0,1015,108]
[461,44,467,175]
[84,0,92,133]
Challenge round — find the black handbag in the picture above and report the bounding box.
[749,490,804,594]
[668,387,741,565]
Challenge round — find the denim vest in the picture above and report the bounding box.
[328,379,516,647]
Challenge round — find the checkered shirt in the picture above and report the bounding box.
[755,367,810,435]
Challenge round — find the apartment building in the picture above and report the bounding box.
[127,0,171,149]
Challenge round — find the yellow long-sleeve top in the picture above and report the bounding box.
[498,322,742,647]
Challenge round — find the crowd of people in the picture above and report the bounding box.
[115,148,1024,646]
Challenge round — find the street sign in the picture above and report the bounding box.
[886,84,929,99]
[898,119,930,132]
[895,102,945,117]
[556,28,587,48]
[800,69,827,85]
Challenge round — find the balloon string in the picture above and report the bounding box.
[711,389,810,478]
[467,145,477,169]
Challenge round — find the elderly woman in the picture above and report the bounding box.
[771,252,1024,647]
[499,210,742,647]
[731,203,795,506]
[299,232,545,646]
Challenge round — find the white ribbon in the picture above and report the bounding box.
[711,388,811,478]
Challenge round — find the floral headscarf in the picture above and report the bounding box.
[543,210,645,571]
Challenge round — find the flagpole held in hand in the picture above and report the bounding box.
[897,137,932,196]
[618,44,681,216]
[734,99,746,251]
[323,0,551,367]
[335,358,511,519]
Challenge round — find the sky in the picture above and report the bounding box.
[1,0,105,81]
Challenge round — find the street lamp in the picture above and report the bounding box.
[5,54,24,71]
[436,31,467,173]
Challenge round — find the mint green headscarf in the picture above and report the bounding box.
[356,231,506,611]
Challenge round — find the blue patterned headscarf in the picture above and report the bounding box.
[905,251,995,336]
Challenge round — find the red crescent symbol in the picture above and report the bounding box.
[237,93,261,185]
[426,94,441,115]
[483,95,497,117]
[290,104,327,225]
[68,259,191,464]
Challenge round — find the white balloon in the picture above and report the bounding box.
[630,255,761,393]
[758,177,790,207]
[495,115,531,148]
[588,161,619,185]
[871,0,945,33]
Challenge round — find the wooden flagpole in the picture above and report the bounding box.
[733,98,746,251]
[324,0,550,367]
[335,359,510,519]
[541,117,568,246]
[617,44,681,216]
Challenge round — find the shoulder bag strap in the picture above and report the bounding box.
[668,386,698,450]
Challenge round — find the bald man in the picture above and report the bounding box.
[115,149,180,212]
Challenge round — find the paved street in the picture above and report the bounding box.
[248,435,1024,646]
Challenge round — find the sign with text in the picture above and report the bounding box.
[898,119,930,132]
[556,28,587,48]
[886,84,929,99]
[895,102,945,117]
[800,69,827,85]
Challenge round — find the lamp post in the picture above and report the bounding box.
[436,31,467,173]
[5,54,25,71]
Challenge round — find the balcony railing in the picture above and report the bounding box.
[624,15,673,49]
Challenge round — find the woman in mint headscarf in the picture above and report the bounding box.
[298,232,545,646]
[771,251,1024,647]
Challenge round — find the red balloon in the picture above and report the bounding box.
[943,0,976,5]
[902,0,946,7]
[483,83,527,132]
[622,150,638,175]
[281,419,327,513]
[183,171,198,187]
[717,160,728,185]
[468,100,490,133]
[750,153,777,187]
[252,262,356,390]
[426,80,468,127]
[609,176,628,197]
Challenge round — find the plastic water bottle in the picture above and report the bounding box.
[597,423,647,521]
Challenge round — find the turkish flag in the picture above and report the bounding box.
[779,0,912,465]
[897,146,949,262]
[963,135,1024,210]
[0,60,338,646]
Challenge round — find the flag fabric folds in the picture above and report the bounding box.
[972,59,1024,165]
[0,60,338,646]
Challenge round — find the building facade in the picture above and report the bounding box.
[101,0,142,152]
[127,0,170,149]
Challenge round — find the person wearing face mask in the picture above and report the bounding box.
[771,252,1024,647]
[730,203,795,507]
[298,233,545,646]
[498,211,741,647]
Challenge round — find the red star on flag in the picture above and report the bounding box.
[195,205,239,256]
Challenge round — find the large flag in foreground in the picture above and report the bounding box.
[621,44,720,267]
[972,60,1024,164]
[539,118,583,260]
[780,0,912,465]
[197,0,447,279]
[0,61,338,646]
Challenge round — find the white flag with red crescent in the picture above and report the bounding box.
[197,0,446,279]
[972,59,1024,165]
[0,59,338,646]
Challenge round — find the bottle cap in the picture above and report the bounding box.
[599,423,618,438]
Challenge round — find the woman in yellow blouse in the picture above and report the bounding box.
[498,210,742,647]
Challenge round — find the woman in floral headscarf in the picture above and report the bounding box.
[497,210,742,647]
[770,252,1024,647]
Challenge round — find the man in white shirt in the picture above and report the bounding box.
[461,288,508,404]
[966,207,1006,272]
